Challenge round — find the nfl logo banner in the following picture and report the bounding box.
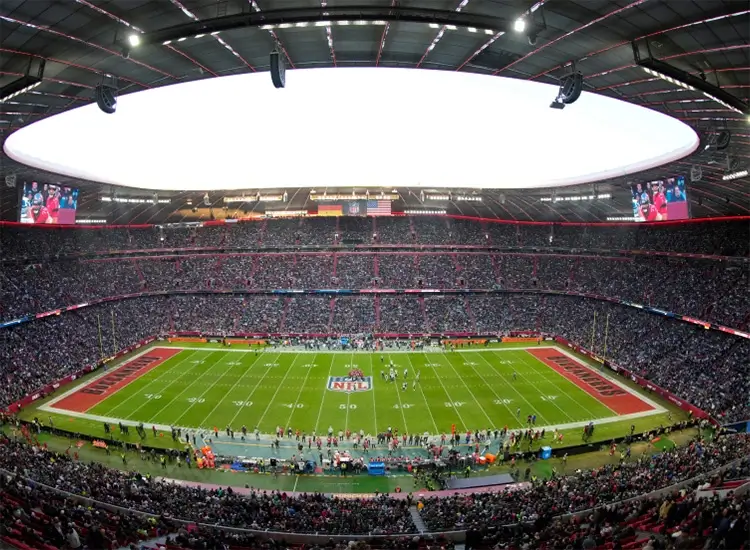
[327,376,373,393]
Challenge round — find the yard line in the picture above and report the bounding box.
[456,352,525,429]
[314,354,339,434]
[472,351,556,424]
[491,350,579,422]
[366,354,379,435]
[386,353,409,433]
[119,351,214,420]
[103,350,201,417]
[516,350,607,418]
[284,353,318,429]
[433,351,494,427]
[191,350,266,429]
[225,351,282,430]
[421,352,469,431]
[169,352,251,426]
[143,352,229,424]
[255,353,304,429]
[344,352,355,435]
[401,353,439,434]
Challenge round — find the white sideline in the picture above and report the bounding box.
[38,402,664,443]
[38,343,666,437]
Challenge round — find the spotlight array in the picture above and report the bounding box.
[723,169,748,181]
[404,209,447,215]
[540,194,611,202]
[641,67,694,91]
[633,42,749,116]
[101,196,170,204]
[0,81,41,103]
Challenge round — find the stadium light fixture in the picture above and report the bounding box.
[633,40,749,116]
[0,59,45,104]
[514,18,526,32]
[405,209,447,215]
[550,68,583,110]
[723,169,748,181]
[128,34,141,47]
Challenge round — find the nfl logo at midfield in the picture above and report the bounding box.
[327,376,372,393]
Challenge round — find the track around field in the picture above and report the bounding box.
[53,348,182,413]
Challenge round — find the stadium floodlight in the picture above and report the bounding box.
[0,78,41,103]
[633,41,749,116]
[514,18,526,32]
[128,34,141,47]
[723,169,748,181]
[95,84,118,114]
[270,49,286,89]
[550,68,583,110]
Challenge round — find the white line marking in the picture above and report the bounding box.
[40,402,664,441]
[169,353,254,426]
[433,351,494,427]
[255,353,304,429]
[488,350,580,422]
[471,351,554,425]
[225,351,282,429]
[552,347,664,412]
[314,354,338,434]
[420,352,469,431]
[139,352,224,423]
[386,353,409,433]
[401,352,439,433]
[516,350,612,418]
[366,353,379,434]
[454,351,524,428]
[284,353,318,429]
[43,346,163,409]
[190,350,265,428]
[103,350,203,418]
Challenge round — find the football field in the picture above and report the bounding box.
[41,344,663,438]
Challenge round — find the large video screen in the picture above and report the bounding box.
[631,176,688,222]
[19,182,79,224]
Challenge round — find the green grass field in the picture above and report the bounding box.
[38,343,665,442]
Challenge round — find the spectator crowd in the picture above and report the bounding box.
[2,218,747,332]
[0,431,747,549]
[0,216,749,549]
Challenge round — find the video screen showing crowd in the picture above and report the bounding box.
[19,181,79,224]
[631,176,688,222]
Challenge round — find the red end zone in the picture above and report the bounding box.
[52,348,182,413]
[528,348,653,415]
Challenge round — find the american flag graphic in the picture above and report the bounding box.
[366,200,391,216]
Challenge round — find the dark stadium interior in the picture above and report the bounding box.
[1,1,749,550]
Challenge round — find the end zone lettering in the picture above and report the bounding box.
[547,355,626,397]
[327,376,372,393]
[81,356,160,395]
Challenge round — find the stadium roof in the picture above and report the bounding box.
[0,0,748,223]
